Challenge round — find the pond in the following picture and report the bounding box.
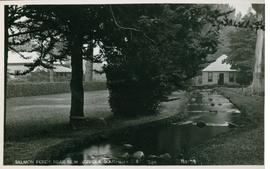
[61,89,241,165]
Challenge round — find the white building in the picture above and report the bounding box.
[7,51,106,82]
[201,54,238,86]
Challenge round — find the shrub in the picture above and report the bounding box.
[104,46,170,117]
[6,81,106,98]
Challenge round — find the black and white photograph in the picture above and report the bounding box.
[0,0,266,167]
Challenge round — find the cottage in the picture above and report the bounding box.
[7,51,71,82]
[201,54,238,85]
[7,51,106,82]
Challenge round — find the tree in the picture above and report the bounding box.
[225,10,257,85]
[6,4,233,120]
[224,8,264,88]
[6,5,106,126]
[251,4,264,95]
[100,4,226,116]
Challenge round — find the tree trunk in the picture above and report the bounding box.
[250,7,264,95]
[69,34,85,123]
[85,60,93,82]
[49,69,54,82]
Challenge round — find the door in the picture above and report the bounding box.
[218,73,224,85]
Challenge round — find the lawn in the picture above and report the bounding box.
[5,90,111,140]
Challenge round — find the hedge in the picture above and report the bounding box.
[6,81,107,98]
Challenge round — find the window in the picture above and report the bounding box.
[229,72,234,82]
[208,72,213,82]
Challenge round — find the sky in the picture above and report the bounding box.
[229,2,254,16]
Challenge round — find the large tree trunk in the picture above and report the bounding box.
[251,26,264,95]
[251,4,264,95]
[69,34,85,124]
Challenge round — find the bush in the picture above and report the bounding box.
[106,79,165,117]
[6,81,107,98]
[105,51,170,117]
[236,71,253,85]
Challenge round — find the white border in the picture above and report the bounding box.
[0,0,267,169]
[0,0,266,5]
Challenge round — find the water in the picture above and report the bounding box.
[62,89,241,165]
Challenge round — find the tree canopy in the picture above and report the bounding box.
[6,4,241,119]
[226,12,258,85]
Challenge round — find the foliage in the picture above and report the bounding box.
[100,4,224,116]
[226,12,257,85]
[7,5,109,119]
[7,4,241,117]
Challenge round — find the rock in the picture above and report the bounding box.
[123,144,133,149]
[121,152,129,158]
[179,159,187,164]
[209,98,213,101]
[189,159,197,165]
[148,154,158,159]
[133,151,144,159]
[210,103,215,106]
[97,117,107,126]
[88,117,107,127]
[191,98,196,102]
[228,122,238,128]
[196,121,206,128]
[209,110,218,113]
[86,155,95,160]
[231,110,241,113]
[147,160,157,165]
[218,103,222,106]
[159,153,171,160]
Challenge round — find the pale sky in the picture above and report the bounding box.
[229,2,254,16]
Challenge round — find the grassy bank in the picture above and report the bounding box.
[4,90,190,165]
[190,87,264,165]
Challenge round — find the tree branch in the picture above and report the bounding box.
[109,5,157,44]
[109,5,140,32]
[8,46,31,59]
[8,29,40,38]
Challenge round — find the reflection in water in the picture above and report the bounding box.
[64,89,241,165]
[83,144,112,159]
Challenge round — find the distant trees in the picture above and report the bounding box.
[224,5,264,90]
[226,12,257,85]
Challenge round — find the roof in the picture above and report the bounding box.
[8,51,66,65]
[8,51,71,73]
[53,65,71,73]
[8,64,71,73]
[202,54,237,72]
[8,51,39,64]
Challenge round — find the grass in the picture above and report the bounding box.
[5,90,111,140]
[4,90,189,165]
[189,87,264,165]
